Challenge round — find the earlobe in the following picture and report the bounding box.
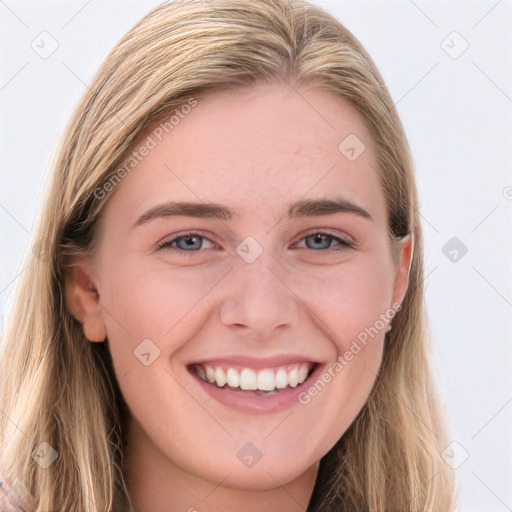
[64,263,107,343]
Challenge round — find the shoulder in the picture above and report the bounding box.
[0,479,27,512]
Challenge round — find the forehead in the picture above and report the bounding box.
[100,82,386,229]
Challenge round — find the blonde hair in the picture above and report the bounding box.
[0,0,457,510]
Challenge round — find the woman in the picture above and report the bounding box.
[0,0,457,510]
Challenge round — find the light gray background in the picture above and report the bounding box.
[1,1,511,510]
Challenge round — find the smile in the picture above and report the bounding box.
[190,362,315,396]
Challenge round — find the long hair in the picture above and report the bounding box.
[0,0,457,510]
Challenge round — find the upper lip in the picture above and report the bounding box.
[188,355,320,370]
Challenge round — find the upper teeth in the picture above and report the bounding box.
[197,363,312,391]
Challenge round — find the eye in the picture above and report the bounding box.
[157,232,217,251]
[292,231,354,252]
[156,230,354,254]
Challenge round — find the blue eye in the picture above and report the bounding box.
[156,231,354,253]
[300,232,353,250]
[157,233,213,251]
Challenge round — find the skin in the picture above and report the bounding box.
[65,82,413,512]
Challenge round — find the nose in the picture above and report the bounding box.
[218,248,300,340]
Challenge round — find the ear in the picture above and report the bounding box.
[391,233,414,307]
[64,262,106,343]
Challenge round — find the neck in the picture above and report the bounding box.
[123,419,319,512]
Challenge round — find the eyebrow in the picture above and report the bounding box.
[132,197,374,229]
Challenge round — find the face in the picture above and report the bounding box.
[67,82,412,495]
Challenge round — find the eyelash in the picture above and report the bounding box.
[156,230,354,253]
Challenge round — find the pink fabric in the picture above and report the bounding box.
[0,480,26,512]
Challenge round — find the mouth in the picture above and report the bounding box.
[188,361,317,397]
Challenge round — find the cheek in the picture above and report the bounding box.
[98,259,221,431]
[293,251,394,406]
[102,251,188,327]
[293,257,393,441]
[300,252,395,349]
[98,252,223,371]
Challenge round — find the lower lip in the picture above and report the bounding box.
[190,364,324,414]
